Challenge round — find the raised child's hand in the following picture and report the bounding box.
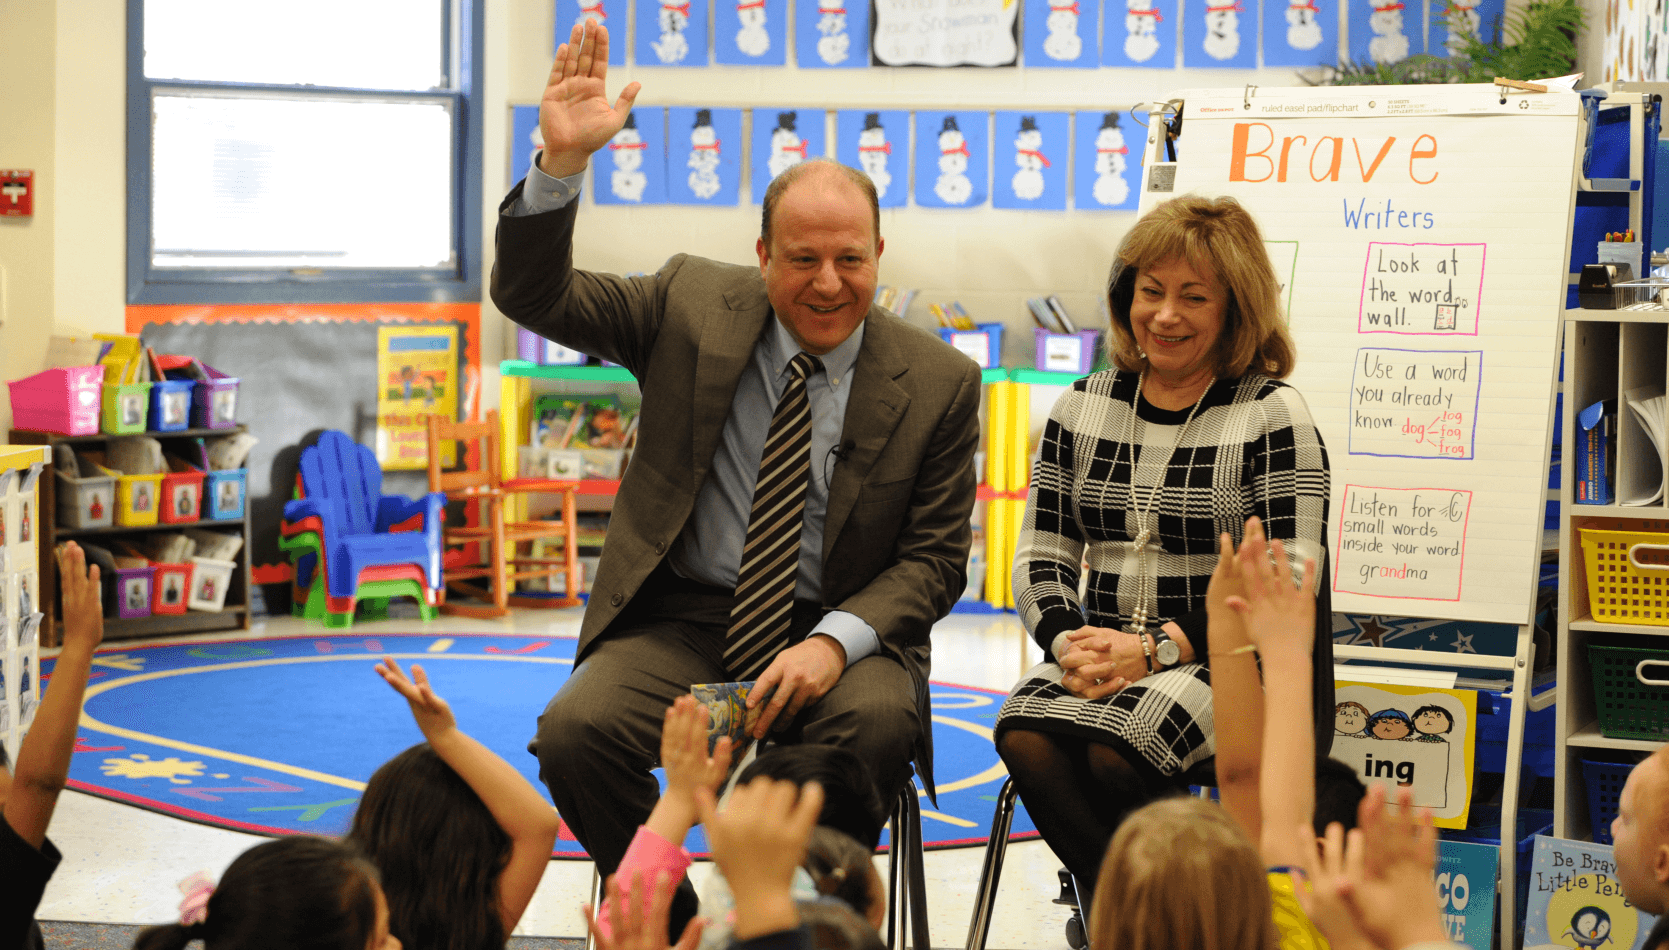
[375,657,457,740]
[1294,822,1377,950]
[56,542,104,654]
[586,870,704,950]
[1343,785,1447,950]
[695,777,823,939]
[1226,517,1315,656]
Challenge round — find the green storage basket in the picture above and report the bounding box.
[1588,642,1669,740]
[101,382,153,435]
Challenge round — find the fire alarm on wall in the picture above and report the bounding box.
[1,170,34,217]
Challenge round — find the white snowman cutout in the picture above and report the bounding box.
[815,0,850,63]
[1011,116,1048,201]
[933,116,973,206]
[735,0,771,57]
[1202,0,1243,59]
[1368,0,1410,62]
[608,112,648,202]
[767,111,808,179]
[575,0,608,31]
[653,0,691,64]
[1285,0,1324,49]
[1092,112,1130,207]
[1442,0,1481,52]
[857,113,893,199]
[687,110,722,200]
[1124,0,1163,62]
[1042,0,1084,60]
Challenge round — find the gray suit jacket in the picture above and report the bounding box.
[491,189,983,796]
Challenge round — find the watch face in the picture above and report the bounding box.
[1156,639,1181,666]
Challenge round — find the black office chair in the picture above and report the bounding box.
[964,559,1337,950]
[885,776,931,950]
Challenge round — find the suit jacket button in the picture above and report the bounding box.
[655,541,666,554]
[610,593,623,607]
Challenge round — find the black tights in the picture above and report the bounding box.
[996,729,1173,915]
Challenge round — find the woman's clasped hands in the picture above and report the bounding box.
[1057,627,1147,699]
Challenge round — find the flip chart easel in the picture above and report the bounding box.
[1136,83,1587,948]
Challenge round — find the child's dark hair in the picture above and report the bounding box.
[737,745,885,850]
[1411,704,1455,733]
[804,827,880,921]
[1369,709,1413,730]
[132,837,381,950]
[1314,756,1367,833]
[797,898,885,950]
[347,743,511,950]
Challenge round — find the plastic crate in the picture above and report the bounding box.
[115,471,165,527]
[148,379,195,432]
[205,469,246,521]
[187,557,236,611]
[160,458,205,525]
[1580,522,1669,625]
[938,323,1005,369]
[151,562,193,615]
[101,382,153,435]
[190,367,239,429]
[8,365,105,436]
[54,464,115,530]
[115,566,154,619]
[1034,328,1101,375]
[1588,641,1669,739]
[1578,757,1639,845]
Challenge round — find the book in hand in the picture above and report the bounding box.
[690,681,766,755]
[1522,835,1659,950]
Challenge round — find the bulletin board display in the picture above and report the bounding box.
[1140,86,1581,625]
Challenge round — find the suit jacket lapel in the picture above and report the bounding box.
[690,284,773,489]
[823,310,909,565]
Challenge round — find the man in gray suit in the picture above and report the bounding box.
[492,20,981,911]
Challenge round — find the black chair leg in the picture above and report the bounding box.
[887,780,932,950]
[963,776,1019,950]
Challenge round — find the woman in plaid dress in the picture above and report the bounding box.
[993,195,1330,907]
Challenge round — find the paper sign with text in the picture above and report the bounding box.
[1332,681,1476,828]
[1348,348,1482,460]
[871,0,1019,66]
[1335,485,1471,601]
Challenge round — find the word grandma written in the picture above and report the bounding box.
[1228,124,1439,184]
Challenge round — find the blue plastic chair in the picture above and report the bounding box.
[282,431,445,604]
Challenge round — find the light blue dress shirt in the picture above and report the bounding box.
[508,162,880,666]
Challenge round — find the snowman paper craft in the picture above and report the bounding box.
[1367,0,1410,62]
[687,110,723,200]
[815,0,850,63]
[1441,0,1482,52]
[735,0,771,56]
[653,0,693,64]
[1012,117,1049,201]
[607,112,650,203]
[856,114,894,199]
[1122,0,1164,62]
[1027,0,1090,64]
[1201,0,1243,60]
[934,117,974,206]
[575,0,609,29]
[767,112,809,179]
[1091,112,1130,207]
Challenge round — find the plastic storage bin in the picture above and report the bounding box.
[148,379,195,432]
[938,323,1005,369]
[8,365,105,436]
[1580,523,1669,625]
[205,469,247,521]
[54,461,116,530]
[160,458,205,524]
[115,471,165,527]
[187,557,236,611]
[151,562,193,615]
[1578,756,1639,845]
[190,366,240,429]
[1034,329,1101,375]
[102,382,153,435]
[1587,641,1669,739]
[115,565,154,619]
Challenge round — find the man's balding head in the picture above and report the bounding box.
[760,160,880,254]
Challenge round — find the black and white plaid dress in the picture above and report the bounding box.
[994,369,1330,783]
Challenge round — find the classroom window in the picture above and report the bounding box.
[127,0,483,304]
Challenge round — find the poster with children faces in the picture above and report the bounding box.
[637,0,710,66]
[1350,0,1422,66]
[511,106,546,190]
[1261,0,1337,65]
[794,0,869,68]
[1183,0,1257,68]
[1101,0,1176,67]
[665,108,741,205]
[836,110,909,208]
[595,107,668,206]
[715,0,788,64]
[556,0,629,63]
[1429,0,1498,59]
[1073,109,1145,211]
[750,109,827,205]
[913,111,989,209]
[1332,681,1476,828]
[992,111,1069,211]
[1025,0,1098,67]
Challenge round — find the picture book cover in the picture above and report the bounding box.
[1523,836,1659,950]
[532,395,629,450]
[690,681,765,755]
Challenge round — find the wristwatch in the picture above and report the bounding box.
[1151,628,1182,669]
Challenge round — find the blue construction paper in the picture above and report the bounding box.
[1429,0,1499,57]
[1184,0,1257,67]
[1101,0,1176,67]
[1025,0,1099,66]
[636,0,709,66]
[794,0,869,67]
[913,111,989,209]
[555,0,629,63]
[594,107,667,205]
[835,110,909,208]
[715,0,789,64]
[666,107,741,205]
[510,105,545,189]
[1349,0,1420,65]
[750,109,827,205]
[1073,109,1145,211]
[1262,0,1337,65]
[992,111,1069,211]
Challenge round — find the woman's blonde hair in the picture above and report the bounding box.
[1105,194,1295,380]
[1089,797,1277,950]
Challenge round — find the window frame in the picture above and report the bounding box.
[125,0,484,305]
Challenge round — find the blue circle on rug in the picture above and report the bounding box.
[51,634,1037,857]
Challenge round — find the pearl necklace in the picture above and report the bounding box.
[1123,370,1214,637]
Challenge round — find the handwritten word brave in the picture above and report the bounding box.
[1229,125,1438,184]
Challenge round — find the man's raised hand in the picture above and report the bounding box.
[539,20,641,179]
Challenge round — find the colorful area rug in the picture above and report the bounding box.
[49,634,1037,857]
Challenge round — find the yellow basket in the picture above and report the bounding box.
[1582,521,1669,625]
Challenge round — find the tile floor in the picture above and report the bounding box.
[35,608,1078,950]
